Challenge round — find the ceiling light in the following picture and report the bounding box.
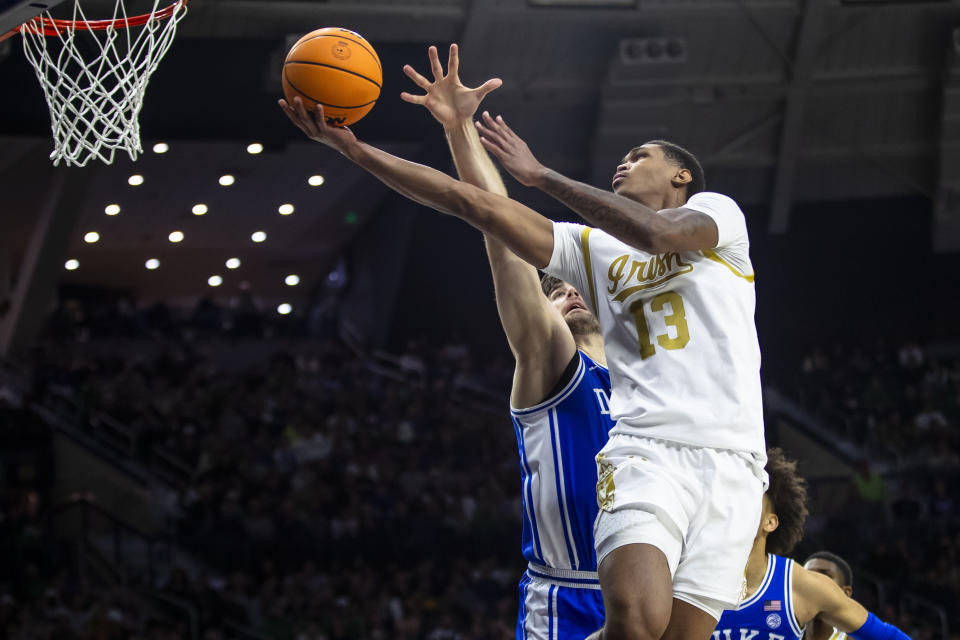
[251,231,266,243]
[277,303,292,315]
[208,275,223,287]
[247,143,264,155]
[168,230,184,243]
[219,174,235,186]
[278,203,294,215]
[145,258,160,270]
[225,258,241,269]
[128,174,144,186]
[308,175,324,187]
[83,231,100,243]
[64,259,79,270]
[152,142,169,154]
[192,204,208,216]
[104,204,121,216]
[284,274,300,286]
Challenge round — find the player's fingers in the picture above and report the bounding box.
[399,92,427,105]
[291,97,315,129]
[448,43,459,78]
[428,45,444,80]
[478,135,504,157]
[474,78,502,100]
[481,111,508,139]
[278,100,306,130]
[475,118,507,148]
[403,65,431,89]
[496,115,524,145]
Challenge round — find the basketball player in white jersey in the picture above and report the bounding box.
[279,43,765,639]
[400,45,612,638]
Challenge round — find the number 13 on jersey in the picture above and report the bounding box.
[629,292,690,359]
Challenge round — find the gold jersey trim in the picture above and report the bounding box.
[581,227,599,315]
[702,249,755,283]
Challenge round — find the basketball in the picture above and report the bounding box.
[282,27,382,127]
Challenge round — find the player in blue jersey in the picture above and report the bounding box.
[399,44,614,639]
[714,449,911,640]
[803,552,855,640]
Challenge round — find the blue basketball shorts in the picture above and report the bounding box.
[516,564,605,640]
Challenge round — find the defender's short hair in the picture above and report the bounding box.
[645,139,706,199]
[805,550,853,587]
[765,447,809,556]
[540,274,564,298]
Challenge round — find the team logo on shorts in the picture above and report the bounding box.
[597,459,616,511]
[331,41,352,60]
[765,614,782,629]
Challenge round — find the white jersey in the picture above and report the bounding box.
[545,191,765,461]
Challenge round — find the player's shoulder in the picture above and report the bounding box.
[683,191,744,215]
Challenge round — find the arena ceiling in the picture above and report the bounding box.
[0,0,958,313]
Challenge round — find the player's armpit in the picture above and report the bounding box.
[653,208,720,252]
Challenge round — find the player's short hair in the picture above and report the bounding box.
[805,550,853,587]
[764,447,809,556]
[540,274,564,298]
[645,139,706,199]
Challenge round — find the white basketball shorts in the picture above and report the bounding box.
[593,433,767,619]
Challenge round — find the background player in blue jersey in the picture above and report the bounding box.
[399,44,614,639]
[715,449,911,640]
[803,552,855,640]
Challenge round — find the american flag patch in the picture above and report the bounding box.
[764,600,782,611]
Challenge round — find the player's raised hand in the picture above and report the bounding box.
[475,111,546,187]
[278,97,357,154]
[401,43,502,129]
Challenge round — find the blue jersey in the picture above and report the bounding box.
[714,554,804,640]
[511,350,614,639]
[510,350,615,571]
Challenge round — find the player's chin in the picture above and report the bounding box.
[565,310,601,336]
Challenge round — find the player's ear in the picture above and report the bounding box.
[670,168,692,189]
[842,585,853,598]
[763,512,779,534]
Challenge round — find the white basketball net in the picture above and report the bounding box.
[19,0,188,167]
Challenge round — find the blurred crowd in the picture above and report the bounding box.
[790,340,960,638]
[0,296,958,638]
[795,340,960,470]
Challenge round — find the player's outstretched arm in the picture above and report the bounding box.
[475,112,718,254]
[278,97,555,269]
[794,566,911,640]
[402,44,575,402]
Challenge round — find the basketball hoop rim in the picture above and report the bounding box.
[1,0,187,41]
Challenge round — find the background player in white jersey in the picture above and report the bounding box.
[803,552,856,640]
[279,44,765,640]
[714,448,910,640]
[400,44,613,638]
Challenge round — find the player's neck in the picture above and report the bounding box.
[744,545,770,597]
[632,189,689,212]
[575,333,606,368]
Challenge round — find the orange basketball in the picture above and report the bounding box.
[282,28,382,127]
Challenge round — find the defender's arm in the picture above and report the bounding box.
[794,566,910,640]
[445,120,576,405]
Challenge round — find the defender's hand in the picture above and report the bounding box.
[400,43,502,129]
[278,97,358,155]
[475,111,546,187]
